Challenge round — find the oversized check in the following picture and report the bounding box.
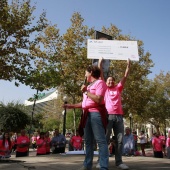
[87,39,139,61]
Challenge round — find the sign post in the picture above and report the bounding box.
[92,31,112,80]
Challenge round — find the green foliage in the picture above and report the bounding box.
[42,118,60,131]
[66,109,82,130]
[0,102,30,132]
[142,71,170,131]
[0,0,48,86]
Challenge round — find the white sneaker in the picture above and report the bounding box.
[96,162,100,169]
[117,164,129,170]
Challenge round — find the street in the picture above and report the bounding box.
[0,149,170,170]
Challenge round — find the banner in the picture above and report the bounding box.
[88,39,139,61]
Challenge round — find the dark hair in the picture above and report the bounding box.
[86,65,101,79]
[107,75,115,81]
[39,132,45,139]
[2,132,11,148]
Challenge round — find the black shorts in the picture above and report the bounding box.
[16,151,28,157]
[52,147,65,154]
[154,151,163,158]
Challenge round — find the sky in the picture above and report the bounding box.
[1,0,170,104]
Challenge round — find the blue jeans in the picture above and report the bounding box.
[83,112,108,170]
[106,114,124,166]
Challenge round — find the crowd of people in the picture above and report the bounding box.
[0,128,84,159]
[122,128,170,159]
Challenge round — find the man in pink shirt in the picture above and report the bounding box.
[98,58,130,170]
[71,130,83,151]
[152,133,163,158]
[16,129,30,157]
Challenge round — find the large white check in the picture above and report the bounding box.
[87,39,139,61]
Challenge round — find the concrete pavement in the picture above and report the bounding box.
[0,149,170,170]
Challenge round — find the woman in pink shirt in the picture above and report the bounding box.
[152,133,163,158]
[44,131,51,154]
[0,132,12,158]
[98,58,130,170]
[36,132,47,155]
[64,65,109,170]
[166,129,170,159]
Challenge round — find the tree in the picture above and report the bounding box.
[143,71,170,133]
[31,12,155,131]
[0,0,48,84]
[97,26,154,119]
[30,12,93,132]
[0,102,30,132]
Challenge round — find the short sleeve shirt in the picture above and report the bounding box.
[71,136,82,149]
[16,135,29,152]
[82,79,107,112]
[36,138,46,154]
[104,82,123,114]
[152,137,163,151]
[0,140,12,156]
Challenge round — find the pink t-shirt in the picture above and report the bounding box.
[166,137,170,147]
[31,136,37,144]
[159,135,166,145]
[37,135,40,140]
[36,138,46,154]
[71,136,82,150]
[104,82,123,114]
[16,135,30,152]
[82,80,107,112]
[45,137,51,153]
[0,140,12,156]
[152,137,163,151]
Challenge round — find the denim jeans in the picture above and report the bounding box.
[83,112,109,170]
[106,114,124,166]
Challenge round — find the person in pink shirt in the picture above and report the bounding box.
[36,132,46,155]
[71,130,83,151]
[98,58,130,170]
[166,129,170,159]
[44,131,51,154]
[31,134,37,150]
[0,132,12,158]
[138,131,146,156]
[16,129,30,157]
[152,132,163,158]
[64,65,109,170]
[36,130,40,140]
[159,133,166,157]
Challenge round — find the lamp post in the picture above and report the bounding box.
[129,113,132,132]
[63,95,68,136]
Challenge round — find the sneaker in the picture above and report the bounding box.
[117,164,129,170]
[96,162,100,169]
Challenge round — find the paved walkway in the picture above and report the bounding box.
[0,149,169,170]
